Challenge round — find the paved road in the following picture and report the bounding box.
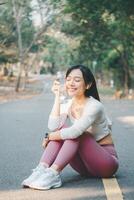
[0,91,134,200]
[103,99,134,200]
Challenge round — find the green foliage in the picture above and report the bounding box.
[40,66,47,74]
[0,3,16,44]
[105,50,124,88]
[21,17,35,48]
[57,0,134,90]
[0,0,134,92]
[61,19,82,36]
[0,0,35,64]
[42,35,73,72]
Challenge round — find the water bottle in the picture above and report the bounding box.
[56,71,67,103]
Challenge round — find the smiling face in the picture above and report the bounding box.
[65,69,87,97]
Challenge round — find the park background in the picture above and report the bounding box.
[0,0,134,101]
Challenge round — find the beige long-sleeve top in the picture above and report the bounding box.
[48,96,112,141]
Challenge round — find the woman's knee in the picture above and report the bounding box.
[81,132,94,140]
[64,138,80,146]
[80,133,95,146]
[97,160,119,178]
[47,140,63,148]
[62,138,80,154]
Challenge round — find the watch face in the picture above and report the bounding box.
[45,133,49,138]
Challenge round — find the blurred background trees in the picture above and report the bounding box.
[0,0,134,95]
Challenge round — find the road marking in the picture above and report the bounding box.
[102,178,123,200]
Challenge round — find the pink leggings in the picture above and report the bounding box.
[40,134,119,178]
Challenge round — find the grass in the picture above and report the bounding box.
[98,86,115,97]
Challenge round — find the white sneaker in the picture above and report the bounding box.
[21,163,46,187]
[29,168,62,190]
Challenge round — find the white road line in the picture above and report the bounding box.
[102,178,124,200]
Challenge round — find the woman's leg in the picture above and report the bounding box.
[79,134,119,178]
[69,152,90,176]
[27,139,80,190]
[21,140,63,187]
[51,138,80,171]
[40,140,63,167]
[40,125,69,167]
[40,138,80,171]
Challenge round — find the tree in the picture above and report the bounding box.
[42,35,72,73]
[0,0,58,91]
[0,2,18,65]
[11,0,55,91]
[54,0,134,93]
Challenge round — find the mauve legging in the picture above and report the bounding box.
[40,134,119,178]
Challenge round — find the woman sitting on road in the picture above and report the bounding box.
[22,65,119,190]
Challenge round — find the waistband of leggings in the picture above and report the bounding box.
[100,144,114,147]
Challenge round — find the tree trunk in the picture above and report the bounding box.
[115,47,131,95]
[12,0,24,92]
[50,62,55,74]
[12,0,54,91]
[120,51,131,95]
[37,0,44,27]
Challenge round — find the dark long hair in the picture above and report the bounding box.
[66,65,100,101]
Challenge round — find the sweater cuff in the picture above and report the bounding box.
[60,129,69,140]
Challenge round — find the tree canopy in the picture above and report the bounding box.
[0,0,134,93]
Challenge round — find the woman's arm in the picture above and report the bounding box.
[48,102,103,141]
[42,131,61,149]
[49,80,61,117]
[47,80,61,131]
[47,80,68,131]
[49,131,61,140]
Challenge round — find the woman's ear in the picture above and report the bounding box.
[86,83,92,89]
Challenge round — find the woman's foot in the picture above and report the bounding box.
[29,168,62,190]
[21,163,46,187]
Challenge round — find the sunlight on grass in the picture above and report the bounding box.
[98,87,115,97]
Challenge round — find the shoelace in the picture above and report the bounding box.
[45,169,58,177]
[32,165,42,172]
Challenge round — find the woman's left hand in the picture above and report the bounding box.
[42,138,49,149]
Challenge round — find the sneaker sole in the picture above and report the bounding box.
[29,182,62,190]
[21,182,31,188]
[22,185,30,188]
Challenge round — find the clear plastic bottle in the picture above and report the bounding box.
[56,71,67,103]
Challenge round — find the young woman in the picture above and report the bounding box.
[22,65,119,190]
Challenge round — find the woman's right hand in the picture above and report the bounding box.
[51,80,61,96]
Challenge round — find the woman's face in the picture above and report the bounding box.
[65,69,86,97]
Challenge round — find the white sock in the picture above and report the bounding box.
[39,162,48,168]
[50,167,60,175]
